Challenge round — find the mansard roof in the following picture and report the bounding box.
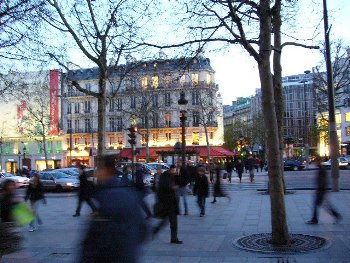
[64,56,214,81]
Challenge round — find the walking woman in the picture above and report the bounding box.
[211,162,229,203]
[0,180,21,254]
[25,173,46,232]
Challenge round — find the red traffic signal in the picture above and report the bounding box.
[128,126,137,133]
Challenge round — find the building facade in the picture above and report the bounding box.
[61,55,224,165]
[223,97,252,128]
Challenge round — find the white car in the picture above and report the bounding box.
[322,157,349,169]
[0,172,30,188]
[147,162,170,173]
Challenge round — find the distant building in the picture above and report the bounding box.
[223,97,251,128]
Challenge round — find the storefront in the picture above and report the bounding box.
[35,157,62,171]
[5,159,18,174]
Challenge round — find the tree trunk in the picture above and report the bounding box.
[203,124,211,164]
[41,124,49,169]
[272,0,286,193]
[97,94,107,157]
[145,114,150,163]
[259,0,289,245]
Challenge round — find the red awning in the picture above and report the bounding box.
[117,146,236,159]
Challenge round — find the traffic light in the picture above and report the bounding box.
[128,126,137,145]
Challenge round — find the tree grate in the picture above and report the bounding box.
[233,233,329,254]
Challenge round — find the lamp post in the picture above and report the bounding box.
[22,142,27,169]
[128,116,138,181]
[178,91,188,167]
[239,134,244,155]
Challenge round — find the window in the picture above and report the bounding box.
[192,90,200,105]
[85,83,91,92]
[116,98,122,111]
[37,142,42,154]
[152,113,159,128]
[117,117,123,132]
[165,113,172,127]
[193,112,200,127]
[151,75,159,89]
[109,99,115,112]
[110,83,117,94]
[346,126,350,136]
[84,119,91,133]
[207,112,213,123]
[67,103,72,114]
[74,138,79,145]
[152,133,158,142]
[109,136,114,146]
[209,132,214,140]
[345,112,350,122]
[47,141,53,154]
[84,101,91,113]
[130,96,136,108]
[152,94,158,107]
[165,132,171,141]
[141,76,148,89]
[74,119,80,132]
[208,92,213,106]
[206,73,211,84]
[164,75,172,87]
[192,132,199,145]
[109,117,116,132]
[179,75,185,87]
[74,102,80,113]
[67,119,72,132]
[164,93,171,106]
[191,73,199,86]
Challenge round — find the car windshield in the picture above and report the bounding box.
[3,173,14,177]
[59,169,79,176]
[52,172,71,179]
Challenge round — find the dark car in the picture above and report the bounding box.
[283,159,305,171]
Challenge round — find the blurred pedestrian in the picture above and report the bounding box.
[25,173,46,232]
[175,159,189,215]
[226,160,234,183]
[211,162,229,203]
[246,155,255,182]
[134,163,152,219]
[235,158,244,183]
[193,166,209,217]
[259,159,265,172]
[79,155,148,263]
[121,166,133,185]
[153,164,182,244]
[0,180,21,254]
[186,161,197,194]
[209,161,215,183]
[151,165,162,195]
[307,157,342,224]
[73,165,97,217]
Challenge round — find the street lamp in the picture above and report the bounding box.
[127,121,137,181]
[239,134,244,154]
[178,91,188,167]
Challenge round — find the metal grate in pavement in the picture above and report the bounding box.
[233,233,329,254]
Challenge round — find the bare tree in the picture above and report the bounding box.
[36,0,155,157]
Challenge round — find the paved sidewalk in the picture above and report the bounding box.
[1,189,350,263]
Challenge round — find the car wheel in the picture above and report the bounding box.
[293,166,298,171]
[56,185,63,192]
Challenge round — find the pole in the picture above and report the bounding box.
[303,81,310,169]
[180,112,186,167]
[323,0,339,191]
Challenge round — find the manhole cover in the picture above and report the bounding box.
[233,233,329,254]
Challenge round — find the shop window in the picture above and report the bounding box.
[346,126,350,136]
[192,132,200,145]
[165,132,171,141]
[345,112,350,122]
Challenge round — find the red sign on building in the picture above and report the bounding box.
[49,69,59,136]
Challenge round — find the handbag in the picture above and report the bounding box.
[153,201,168,218]
[11,202,35,226]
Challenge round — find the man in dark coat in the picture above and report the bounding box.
[153,164,182,244]
[193,166,209,217]
[79,155,148,263]
[73,165,97,217]
[307,157,342,224]
[235,158,244,183]
[226,160,234,183]
[175,159,189,215]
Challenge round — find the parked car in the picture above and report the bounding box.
[116,162,156,176]
[322,157,349,169]
[147,162,170,172]
[0,172,29,188]
[56,168,80,178]
[283,159,305,171]
[36,171,80,191]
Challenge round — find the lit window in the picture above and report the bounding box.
[151,75,159,89]
[192,73,199,86]
[141,76,148,89]
[336,113,341,124]
[165,113,172,127]
[192,132,199,145]
[206,74,211,84]
[346,126,350,136]
[164,75,172,87]
[345,112,350,122]
[165,132,171,141]
[152,133,158,142]
[179,75,185,87]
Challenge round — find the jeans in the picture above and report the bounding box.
[197,195,206,215]
[178,186,188,214]
[30,201,42,228]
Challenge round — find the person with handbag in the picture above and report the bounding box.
[153,164,182,244]
[25,173,46,232]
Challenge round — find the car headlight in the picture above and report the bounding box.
[66,183,73,186]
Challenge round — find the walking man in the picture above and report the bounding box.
[175,159,189,215]
[307,157,342,224]
[226,160,234,183]
[246,155,256,182]
[73,165,97,217]
[193,166,209,217]
[153,164,182,244]
[235,158,244,183]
